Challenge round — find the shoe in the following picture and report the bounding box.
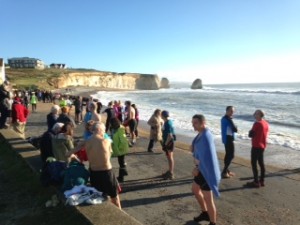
[162,171,174,180]
[245,181,260,188]
[259,180,265,187]
[193,211,210,222]
[147,149,154,153]
[222,172,230,179]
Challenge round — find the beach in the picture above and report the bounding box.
[11,86,298,225]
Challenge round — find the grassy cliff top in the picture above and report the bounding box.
[5,68,107,90]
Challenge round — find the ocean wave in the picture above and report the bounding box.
[203,87,300,95]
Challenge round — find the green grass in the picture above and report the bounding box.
[5,68,105,90]
[0,138,90,225]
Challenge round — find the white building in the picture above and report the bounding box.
[0,58,5,84]
[8,57,45,69]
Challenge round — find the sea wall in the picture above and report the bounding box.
[49,72,161,90]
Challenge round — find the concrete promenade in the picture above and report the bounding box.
[2,102,300,225]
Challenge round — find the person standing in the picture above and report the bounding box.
[30,92,38,112]
[0,81,11,129]
[147,109,163,152]
[161,110,176,180]
[123,101,137,145]
[246,109,269,188]
[11,97,29,139]
[68,122,121,209]
[221,106,238,178]
[191,114,220,225]
[103,101,116,134]
[110,118,129,182]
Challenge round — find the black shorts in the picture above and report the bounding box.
[194,171,211,191]
[128,119,137,133]
[163,140,174,155]
[89,169,118,198]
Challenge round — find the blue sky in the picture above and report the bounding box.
[1,0,300,84]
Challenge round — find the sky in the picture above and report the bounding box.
[1,0,300,84]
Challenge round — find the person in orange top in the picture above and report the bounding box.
[246,109,269,188]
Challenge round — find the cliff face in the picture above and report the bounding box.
[49,72,161,90]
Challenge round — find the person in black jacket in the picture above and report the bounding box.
[0,81,10,129]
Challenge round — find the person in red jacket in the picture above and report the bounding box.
[246,109,269,188]
[11,97,29,139]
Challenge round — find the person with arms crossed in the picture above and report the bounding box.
[246,109,269,188]
[221,106,238,178]
[191,114,220,225]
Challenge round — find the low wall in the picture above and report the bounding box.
[0,129,143,225]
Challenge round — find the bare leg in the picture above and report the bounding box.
[203,190,217,223]
[166,151,174,174]
[111,195,121,209]
[192,181,207,211]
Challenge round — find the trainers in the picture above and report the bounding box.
[259,180,265,187]
[162,171,174,180]
[245,181,260,188]
[193,211,210,222]
[147,149,154,153]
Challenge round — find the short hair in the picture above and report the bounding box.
[192,114,206,122]
[255,109,265,118]
[226,106,234,112]
[92,122,106,133]
[61,106,68,113]
[51,105,60,114]
[110,118,121,130]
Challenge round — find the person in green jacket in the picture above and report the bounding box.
[111,117,129,182]
[30,92,38,112]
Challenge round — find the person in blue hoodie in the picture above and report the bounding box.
[221,106,238,178]
[191,114,220,225]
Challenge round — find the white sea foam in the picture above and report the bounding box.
[92,82,300,156]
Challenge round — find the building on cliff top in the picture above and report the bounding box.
[8,57,45,69]
[49,63,67,69]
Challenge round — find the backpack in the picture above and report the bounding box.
[40,159,67,187]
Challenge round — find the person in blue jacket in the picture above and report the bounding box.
[191,114,220,225]
[221,106,238,178]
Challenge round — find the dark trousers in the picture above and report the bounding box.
[251,147,265,183]
[147,139,163,151]
[118,155,128,179]
[0,107,9,128]
[223,135,234,173]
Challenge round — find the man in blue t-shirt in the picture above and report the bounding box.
[161,110,176,180]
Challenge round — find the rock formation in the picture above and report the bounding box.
[49,72,161,90]
[191,78,203,89]
[160,77,170,88]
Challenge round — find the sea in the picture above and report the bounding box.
[92,82,300,169]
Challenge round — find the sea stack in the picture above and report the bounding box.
[160,77,170,88]
[191,78,203,89]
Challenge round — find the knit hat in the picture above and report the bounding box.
[161,110,169,118]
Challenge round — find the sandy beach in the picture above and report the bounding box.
[5,87,300,225]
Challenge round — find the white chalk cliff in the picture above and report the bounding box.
[49,72,162,90]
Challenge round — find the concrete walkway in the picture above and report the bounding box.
[4,102,300,225]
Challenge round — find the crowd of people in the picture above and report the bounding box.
[0,81,270,225]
